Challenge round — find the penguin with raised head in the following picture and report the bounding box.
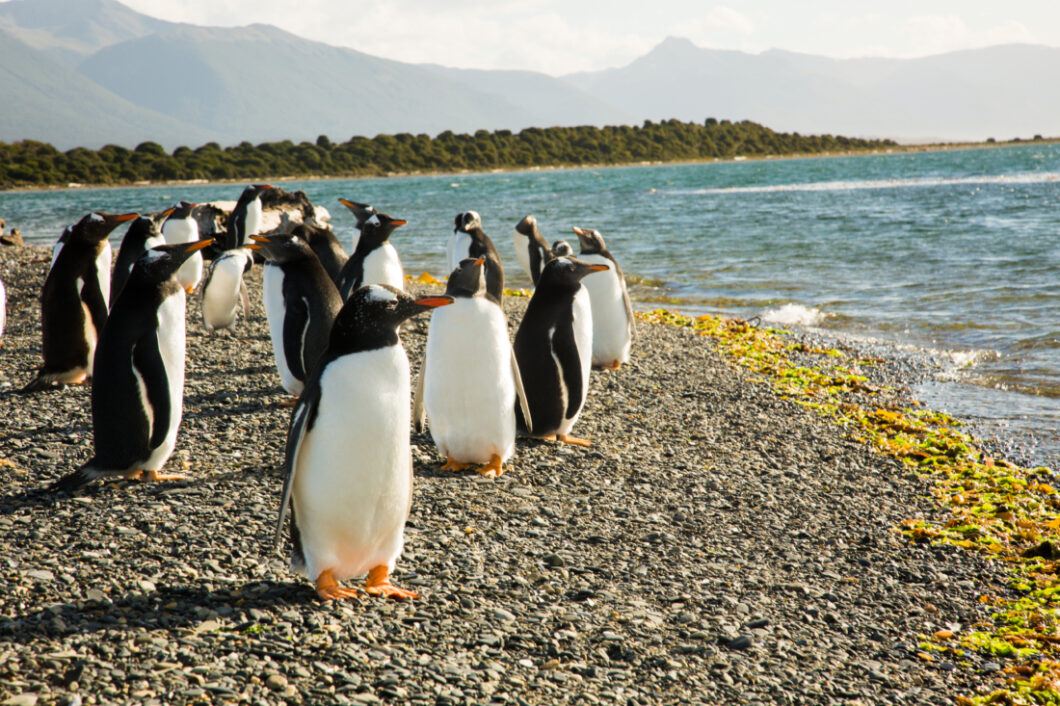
[450,211,504,303]
[414,257,531,478]
[50,239,215,492]
[251,233,342,401]
[551,240,573,257]
[512,214,553,286]
[25,212,139,392]
[226,184,273,250]
[335,212,406,300]
[573,226,636,369]
[161,202,203,293]
[291,223,347,285]
[275,284,453,600]
[513,257,608,446]
[337,198,377,253]
[200,247,255,333]
[111,209,173,303]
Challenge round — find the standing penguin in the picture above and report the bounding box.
[251,233,342,401]
[513,257,608,446]
[25,212,138,392]
[512,214,553,286]
[111,209,173,303]
[337,198,377,253]
[551,240,574,257]
[449,211,504,303]
[291,223,347,285]
[226,184,274,250]
[414,257,531,478]
[200,247,255,333]
[573,227,636,369]
[49,239,215,492]
[161,202,203,293]
[335,212,406,300]
[274,284,453,600]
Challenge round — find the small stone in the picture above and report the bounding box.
[543,553,565,568]
[3,695,38,706]
[725,635,752,650]
[24,569,54,582]
[265,674,288,691]
[492,608,516,622]
[982,662,1002,672]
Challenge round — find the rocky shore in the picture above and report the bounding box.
[0,244,1009,705]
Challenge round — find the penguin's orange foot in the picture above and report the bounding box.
[365,566,418,600]
[558,434,591,447]
[477,454,504,478]
[595,360,621,370]
[122,469,144,481]
[141,470,187,483]
[536,434,557,442]
[184,286,195,294]
[277,396,299,408]
[316,569,359,601]
[441,455,472,472]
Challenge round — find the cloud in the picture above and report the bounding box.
[903,15,1036,56]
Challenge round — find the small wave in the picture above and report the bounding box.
[761,303,827,327]
[694,171,1060,195]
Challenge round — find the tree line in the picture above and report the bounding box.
[0,119,897,189]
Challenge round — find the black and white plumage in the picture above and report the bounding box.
[50,239,215,492]
[251,233,342,399]
[200,247,255,333]
[25,212,139,393]
[512,214,554,286]
[551,240,574,257]
[111,209,172,304]
[449,211,504,304]
[275,284,453,601]
[225,184,273,250]
[335,212,406,300]
[513,257,608,446]
[337,198,377,253]
[161,202,204,292]
[291,223,347,285]
[573,226,636,369]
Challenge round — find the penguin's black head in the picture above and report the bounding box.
[71,211,140,243]
[514,214,538,238]
[454,210,482,234]
[446,256,487,298]
[248,233,313,264]
[359,212,407,248]
[551,239,574,257]
[338,198,378,229]
[330,285,453,352]
[124,214,165,244]
[167,201,196,220]
[539,255,608,291]
[133,239,215,283]
[572,226,606,254]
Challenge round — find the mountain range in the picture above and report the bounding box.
[1,0,1058,150]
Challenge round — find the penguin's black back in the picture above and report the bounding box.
[111,218,161,303]
[465,228,504,304]
[39,239,108,375]
[275,256,343,383]
[292,223,347,285]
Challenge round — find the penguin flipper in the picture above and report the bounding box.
[274,381,320,552]
[412,361,427,434]
[132,332,172,449]
[239,277,251,318]
[510,349,532,433]
[282,295,310,383]
[622,283,637,340]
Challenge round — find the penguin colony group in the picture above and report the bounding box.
[16,186,636,602]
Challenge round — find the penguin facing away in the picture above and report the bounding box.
[161,202,204,293]
[200,247,255,333]
[291,223,347,285]
[25,212,139,392]
[414,257,532,478]
[250,233,343,401]
[513,257,608,447]
[111,209,173,304]
[226,184,274,250]
[335,212,406,300]
[551,240,574,257]
[512,214,554,286]
[573,226,636,369]
[275,284,453,600]
[337,198,377,253]
[450,211,504,304]
[50,239,215,492]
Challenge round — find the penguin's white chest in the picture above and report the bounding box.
[96,243,112,311]
[512,232,533,282]
[262,264,301,396]
[142,290,186,470]
[202,257,246,331]
[244,199,263,240]
[560,288,594,432]
[580,253,632,365]
[164,218,203,290]
[293,346,412,581]
[423,298,516,463]
[361,244,404,290]
[446,232,472,273]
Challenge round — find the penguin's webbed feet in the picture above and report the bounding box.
[594,360,622,370]
[316,569,360,601]
[277,396,300,408]
[441,455,472,472]
[122,469,187,483]
[476,454,504,478]
[365,566,418,601]
[558,434,592,447]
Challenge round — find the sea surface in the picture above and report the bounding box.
[2,143,1057,467]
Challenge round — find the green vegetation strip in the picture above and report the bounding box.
[638,309,1060,705]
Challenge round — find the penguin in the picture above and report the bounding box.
[111,209,173,303]
[25,212,139,392]
[335,212,406,300]
[573,227,636,369]
[337,198,377,253]
[50,239,215,492]
[450,211,505,304]
[512,214,553,286]
[274,284,453,600]
[413,257,532,478]
[161,202,204,293]
[226,184,274,250]
[50,225,71,269]
[200,247,255,333]
[291,223,347,285]
[251,233,343,401]
[551,240,574,257]
[512,257,608,447]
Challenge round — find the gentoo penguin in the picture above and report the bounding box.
[111,209,173,303]
[50,239,215,492]
[449,211,504,303]
[50,225,71,269]
[226,184,274,250]
[24,212,138,392]
[337,198,377,253]
[513,257,608,447]
[414,257,531,478]
[552,240,574,257]
[291,223,347,285]
[512,214,553,286]
[200,247,255,333]
[161,202,203,293]
[251,233,342,401]
[274,284,453,600]
[573,227,636,369]
[335,212,406,300]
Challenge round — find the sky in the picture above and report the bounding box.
[117,0,1059,76]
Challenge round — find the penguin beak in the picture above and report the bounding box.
[244,244,263,251]
[587,264,609,272]
[571,227,584,236]
[390,219,408,228]
[473,257,485,267]
[415,296,454,308]
[250,234,270,243]
[184,238,215,253]
[159,207,176,219]
[113,212,139,223]
[338,198,355,209]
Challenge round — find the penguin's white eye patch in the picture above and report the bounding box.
[366,286,398,304]
[88,214,104,223]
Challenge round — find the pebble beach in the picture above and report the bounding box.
[0,243,1014,705]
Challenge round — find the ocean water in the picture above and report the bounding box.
[2,143,1057,466]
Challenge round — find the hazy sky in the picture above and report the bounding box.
[118,0,1058,75]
